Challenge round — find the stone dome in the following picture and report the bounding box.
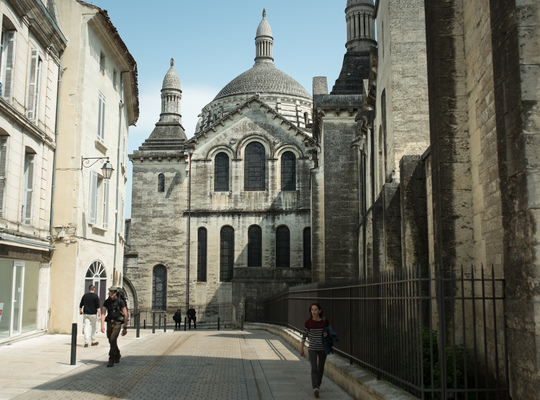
[162,58,181,90]
[214,62,311,101]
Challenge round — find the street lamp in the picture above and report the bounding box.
[81,156,114,179]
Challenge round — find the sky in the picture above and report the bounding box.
[85,0,350,217]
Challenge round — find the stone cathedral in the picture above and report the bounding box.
[125,1,377,322]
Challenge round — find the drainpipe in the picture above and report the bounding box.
[112,67,136,285]
[185,150,192,311]
[49,52,65,241]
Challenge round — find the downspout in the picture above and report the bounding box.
[49,52,65,240]
[113,68,135,285]
[185,150,192,311]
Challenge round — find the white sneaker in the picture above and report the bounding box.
[314,388,320,398]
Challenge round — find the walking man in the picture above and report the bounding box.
[79,284,100,347]
[101,286,128,367]
[187,305,196,329]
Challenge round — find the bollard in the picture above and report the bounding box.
[152,313,156,334]
[144,319,146,330]
[241,315,244,331]
[218,317,220,331]
[184,317,187,331]
[70,323,77,365]
[164,315,167,332]
[136,314,140,338]
[158,314,161,329]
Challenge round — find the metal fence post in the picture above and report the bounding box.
[218,317,220,331]
[136,313,140,338]
[184,316,187,331]
[164,315,167,332]
[152,313,156,334]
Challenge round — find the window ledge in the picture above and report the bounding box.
[90,224,107,234]
[95,139,108,153]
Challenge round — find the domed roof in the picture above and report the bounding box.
[162,58,181,91]
[256,9,272,37]
[214,62,311,101]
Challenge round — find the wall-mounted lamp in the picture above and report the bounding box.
[81,156,114,179]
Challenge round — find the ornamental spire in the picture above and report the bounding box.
[255,8,273,64]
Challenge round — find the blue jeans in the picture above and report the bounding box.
[308,349,327,389]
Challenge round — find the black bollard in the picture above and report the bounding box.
[70,323,77,365]
[218,317,220,331]
[136,314,140,338]
[241,315,244,331]
[164,315,167,332]
[152,313,156,334]
[158,314,161,329]
[184,317,187,331]
[144,319,146,330]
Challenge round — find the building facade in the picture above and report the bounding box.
[0,0,66,341]
[49,0,138,333]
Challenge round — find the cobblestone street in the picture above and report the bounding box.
[0,329,353,400]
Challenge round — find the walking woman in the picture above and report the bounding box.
[300,303,329,398]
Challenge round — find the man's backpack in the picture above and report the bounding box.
[107,287,128,322]
[116,287,129,310]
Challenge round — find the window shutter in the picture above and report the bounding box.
[89,171,97,224]
[3,31,16,99]
[27,49,38,119]
[97,93,106,142]
[103,179,109,229]
[0,138,7,217]
[23,154,34,225]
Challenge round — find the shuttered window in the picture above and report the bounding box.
[22,152,35,225]
[220,226,234,282]
[97,93,106,142]
[27,48,42,120]
[281,151,296,191]
[214,152,229,192]
[89,171,98,225]
[244,142,265,191]
[248,225,262,267]
[276,226,290,268]
[102,179,109,229]
[1,30,16,99]
[0,137,6,218]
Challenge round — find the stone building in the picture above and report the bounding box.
[126,10,318,322]
[49,0,138,334]
[0,0,66,341]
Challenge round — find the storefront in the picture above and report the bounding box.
[0,260,40,340]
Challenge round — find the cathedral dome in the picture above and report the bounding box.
[162,58,181,90]
[214,62,311,101]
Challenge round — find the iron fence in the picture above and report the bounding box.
[256,265,509,399]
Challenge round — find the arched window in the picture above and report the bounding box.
[158,173,165,192]
[85,261,107,303]
[244,142,265,191]
[220,226,234,282]
[214,152,229,192]
[276,226,290,268]
[197,227,207,282]
[248,225,262,267]
[303,227,311,268]
[281,151,296,191]
[152,265,167,310]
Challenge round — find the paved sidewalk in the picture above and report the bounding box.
[0,328,354,400]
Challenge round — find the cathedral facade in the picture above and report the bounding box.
[126,9,333,322]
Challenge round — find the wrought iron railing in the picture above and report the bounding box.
[256,265,509,399]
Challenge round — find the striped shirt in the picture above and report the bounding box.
[302,317,328,351]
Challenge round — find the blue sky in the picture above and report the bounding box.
[86,1,350,216]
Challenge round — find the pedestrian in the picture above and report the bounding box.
[101,286,128,367]
[187,305,196,329]
[79,284,100,347]
[173,308,182,330]
[300,303,329,398]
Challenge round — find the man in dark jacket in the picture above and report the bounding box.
[187,306,196,329]
[79,284,100,347]
[101,286,128,367]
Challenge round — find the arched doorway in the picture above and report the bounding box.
[85,261,107,305]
